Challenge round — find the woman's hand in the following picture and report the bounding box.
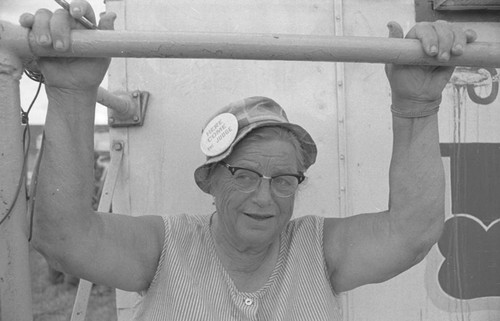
[19,0,116,90]
[385,21,477,118]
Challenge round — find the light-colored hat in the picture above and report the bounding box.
[194,96,317,194]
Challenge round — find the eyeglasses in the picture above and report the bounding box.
[219,161,305,197]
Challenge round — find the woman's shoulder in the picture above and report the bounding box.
[164,213,211,225]
[160,213,212,241]
[283,215,325,243]
[287,215,324,230]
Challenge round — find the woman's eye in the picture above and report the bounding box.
[274,176,293,186]
[235,170,257,181]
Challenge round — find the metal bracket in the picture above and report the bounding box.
[107,90,150,127]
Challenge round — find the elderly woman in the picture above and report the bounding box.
[23,1,476,320]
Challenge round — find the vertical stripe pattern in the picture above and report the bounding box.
[133,214,343,321]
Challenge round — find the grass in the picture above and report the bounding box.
[30,243,117,321]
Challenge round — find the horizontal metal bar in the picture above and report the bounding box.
[1,20,499,67]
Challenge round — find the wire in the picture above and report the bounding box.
[0,127,30,226]
[28,132,45,242]
[0,122,30,226]
[0,78,43,228]
[24,68,45,84]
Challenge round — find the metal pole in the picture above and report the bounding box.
[1,20,499,67]
[97,87,135,117]
[0,49,33,321]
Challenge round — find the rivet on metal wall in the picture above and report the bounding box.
[113,142,123,151]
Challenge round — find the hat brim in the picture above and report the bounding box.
[194,120,317,194]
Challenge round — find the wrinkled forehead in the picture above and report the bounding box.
[225,136,299,171]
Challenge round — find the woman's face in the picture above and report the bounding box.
[211,137,299,250]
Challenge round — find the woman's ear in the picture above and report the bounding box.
[206,163,221,195]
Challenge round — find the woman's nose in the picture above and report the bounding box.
[252,177,274,206]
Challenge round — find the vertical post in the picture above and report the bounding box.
[0,49,33,320]
[332,1,350,320]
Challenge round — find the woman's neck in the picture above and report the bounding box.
[210,214,280,290]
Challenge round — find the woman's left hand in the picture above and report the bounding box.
[385,21,477,117]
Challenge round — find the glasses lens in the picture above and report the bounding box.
[232,168,261,192]
[271,175,299,197]
[228,165,300,197]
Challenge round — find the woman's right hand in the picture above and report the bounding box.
[19,0,116,90]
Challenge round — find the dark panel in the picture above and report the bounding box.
[438,143,500,299]
[415,0,500,22]
[438,216,500,299]
[441,143,500,225]
[434,0,500,11]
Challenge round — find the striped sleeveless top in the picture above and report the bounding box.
[133,214,343,320]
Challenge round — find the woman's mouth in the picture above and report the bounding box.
[244,213,274,221]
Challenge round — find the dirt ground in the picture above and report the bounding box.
[30,245,117,321]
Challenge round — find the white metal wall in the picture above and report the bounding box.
[107,0,500,319]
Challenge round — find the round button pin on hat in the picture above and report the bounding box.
[200,113,239,157]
